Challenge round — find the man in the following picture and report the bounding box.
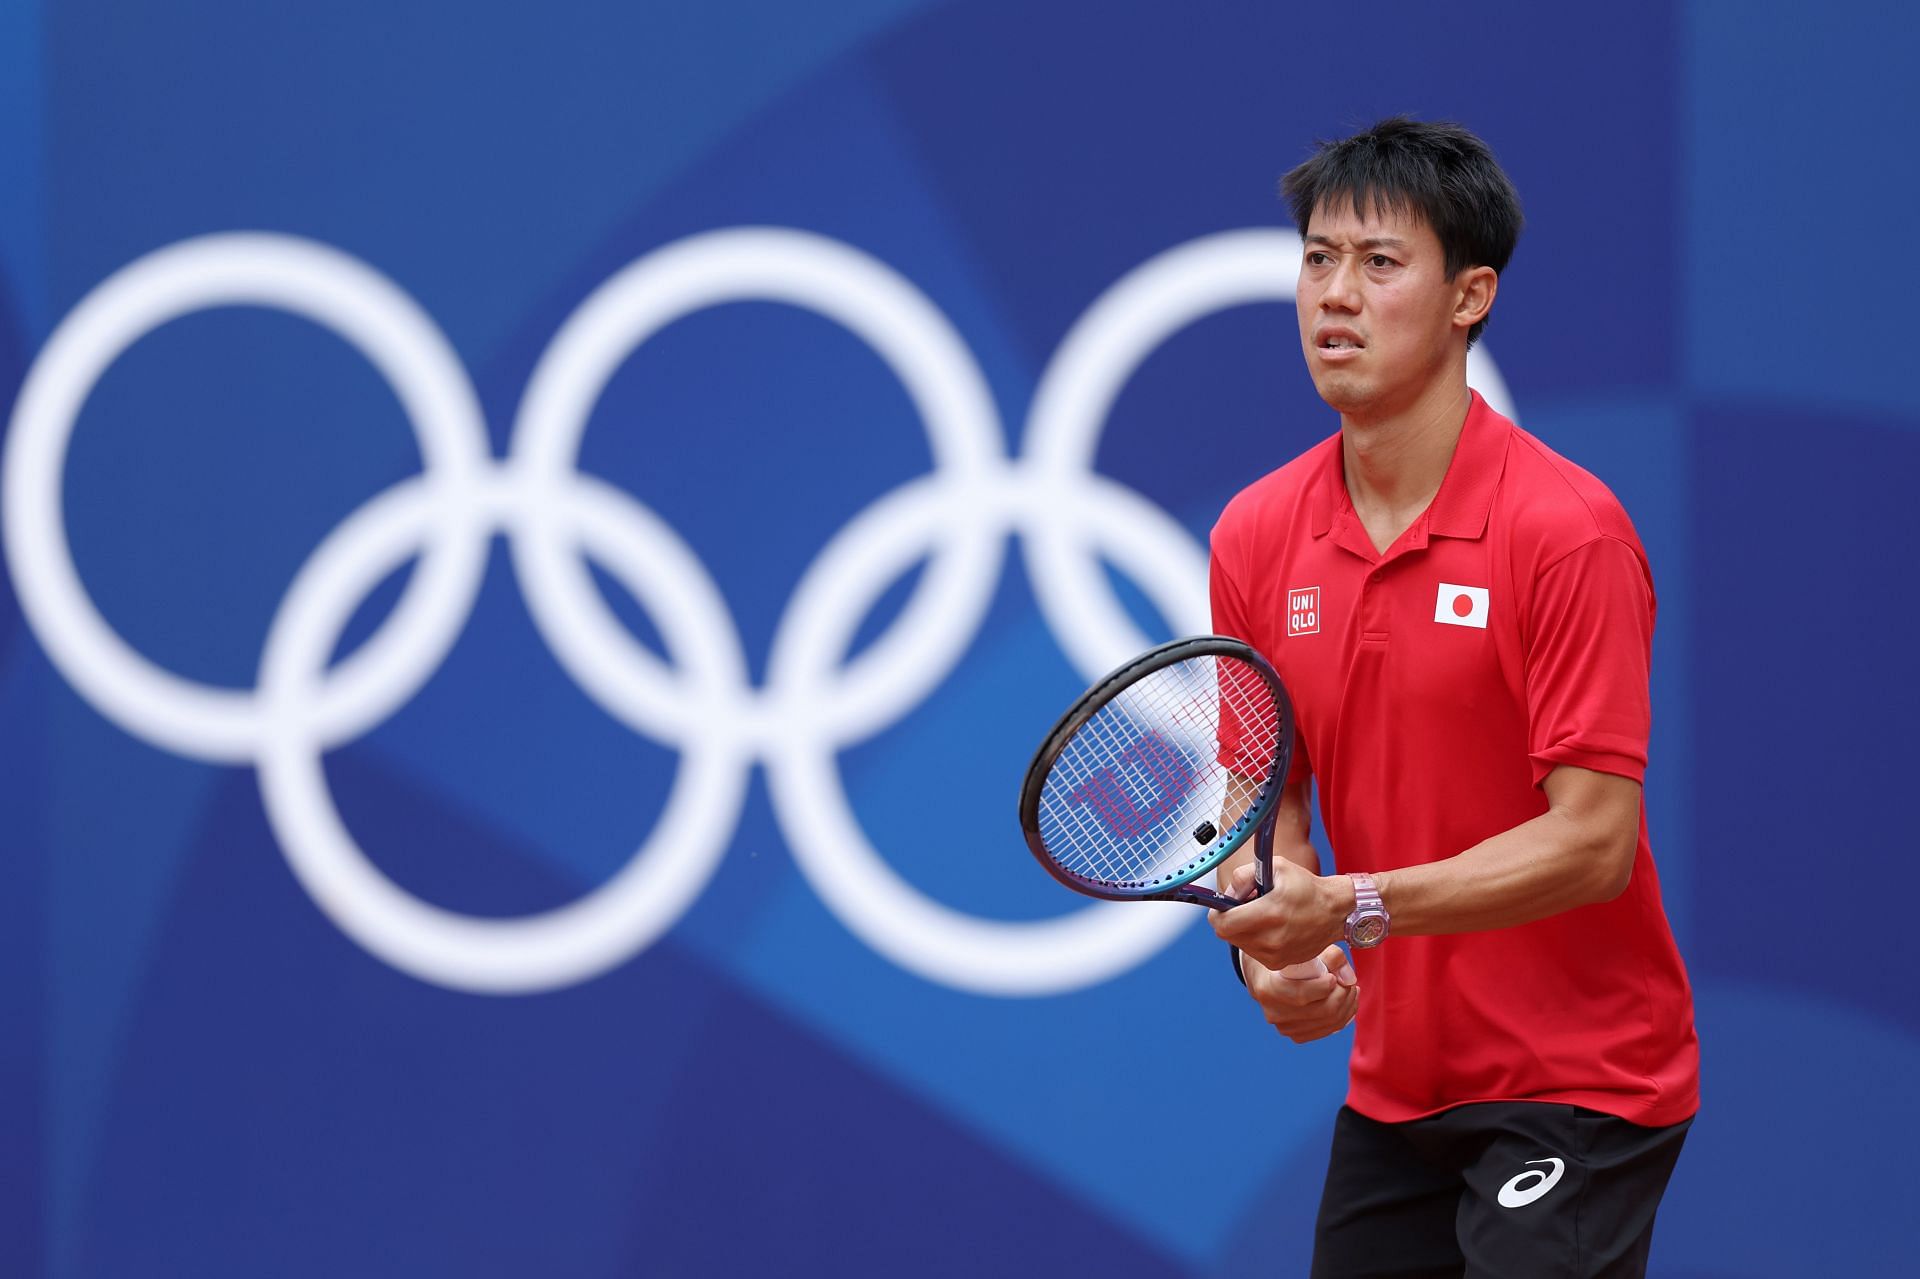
[1208,118,1698,1277]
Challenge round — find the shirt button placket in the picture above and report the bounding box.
[1362,563,1390,642]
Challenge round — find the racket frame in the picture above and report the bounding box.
[1018,636,1294,910]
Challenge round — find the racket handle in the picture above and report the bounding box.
[1253,818,1276,896]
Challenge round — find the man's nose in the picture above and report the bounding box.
[1320,257,1362,312]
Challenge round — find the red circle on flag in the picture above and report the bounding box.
[1452,593,1474,618]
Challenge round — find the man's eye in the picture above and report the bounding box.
[1367,255,1396,268]
[1306,252,1331,266]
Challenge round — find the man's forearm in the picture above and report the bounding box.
[1218,765,1643,964]
[1372,766,1639,936]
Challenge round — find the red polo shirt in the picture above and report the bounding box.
[1210,392,1699,1128]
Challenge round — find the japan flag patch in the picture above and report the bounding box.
[1434,583,1490,629]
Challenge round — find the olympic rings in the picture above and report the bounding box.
[2,226,1517,996]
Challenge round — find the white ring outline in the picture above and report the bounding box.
[763,468,1201,994]
[0,233,492,762]
[508,227,1005,751]
[256,473,752,993]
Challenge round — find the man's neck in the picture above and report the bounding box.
[1338,379,1473,552]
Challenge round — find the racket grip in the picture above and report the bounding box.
[1253,819,1275,896]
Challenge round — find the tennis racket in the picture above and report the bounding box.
[1018,635,1304,907]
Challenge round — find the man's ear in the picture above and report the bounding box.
[1455,265,1498,333]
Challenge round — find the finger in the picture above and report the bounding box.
[1252,971,1335,1007]
[1239,941,1322,974]
[1321,944,1358,988]
[1211,898,1278,947]
[1324,985,1359,1030]
[1240,936,1345,979]
[1227,863,1260,899]
[1280,1014,1347,1043]
[1283,991,1360,1042]
[1282,983,1359,1030]
[1251,958,1343,1005]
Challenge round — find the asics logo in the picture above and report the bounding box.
[1496,1157,1566,1208]
[3,227,1515,997]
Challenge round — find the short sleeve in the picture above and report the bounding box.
[1210,523,1311,785]
[1525,535,1655,785]
[1208,525,1255,648]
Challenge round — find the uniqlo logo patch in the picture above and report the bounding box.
[1435,583,1490,629]
[1287,587,1321,636]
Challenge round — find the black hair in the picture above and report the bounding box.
[1281,117,1523,346]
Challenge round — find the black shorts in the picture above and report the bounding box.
[1311,1101,1692,1279]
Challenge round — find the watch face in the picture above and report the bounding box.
[1351,914,1388,947]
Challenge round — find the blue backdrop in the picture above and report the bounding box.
[2,2,1916,1275]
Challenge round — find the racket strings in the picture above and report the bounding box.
[1036,655,1283,891]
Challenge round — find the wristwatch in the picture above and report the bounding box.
[1345,874,1389,948]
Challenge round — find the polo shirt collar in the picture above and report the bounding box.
[1424,390,1509,540]
[1309,389,1510,546]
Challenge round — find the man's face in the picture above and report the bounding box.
[1296,198,1464,417]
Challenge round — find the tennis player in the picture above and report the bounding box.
[1207,118,1698,1277]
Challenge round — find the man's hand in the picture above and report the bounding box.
[1243,945,1358,1043]
[1208,857,1350,970]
